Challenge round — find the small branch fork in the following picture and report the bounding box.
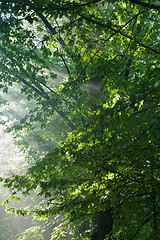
[63,11,146,93]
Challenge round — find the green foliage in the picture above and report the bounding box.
[17,226,43,240]
[0,0,160,239]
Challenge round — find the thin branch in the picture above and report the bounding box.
[128,0,160,10]
[41,82,67,102]
[60,17,82,32]
[58,51,71,75]
[34,0,101,12]
[8,57,76,130]
[37,12,75,60]
[63,11,146,93]
[80,13,160,55]
[128,216,152,240]
[53,20,71,75]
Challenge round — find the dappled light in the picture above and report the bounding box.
[0,0,159,239]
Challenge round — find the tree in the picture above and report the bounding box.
[0,0,160,239]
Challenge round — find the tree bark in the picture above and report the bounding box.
[91,208,113,240]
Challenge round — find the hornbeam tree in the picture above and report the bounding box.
[0,0,159,239]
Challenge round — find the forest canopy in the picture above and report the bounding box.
[0,0,159,239]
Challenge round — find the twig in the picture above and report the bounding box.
[80,12,160,55]
[63,11,146,94]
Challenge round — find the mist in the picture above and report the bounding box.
[0,68,70,239]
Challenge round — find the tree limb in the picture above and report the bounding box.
[63,11,146,93]
[80,13,160,55]
[8,57,76,130]
[128,0,160,10]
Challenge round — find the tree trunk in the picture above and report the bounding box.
[91,209,113,240]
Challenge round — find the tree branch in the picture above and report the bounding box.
[80,13,160,55]
[34,0,101,12]
[63,11,146,93]
[58,50,71,75]
[128,0,160,10]
[36,12,74,59]
[128,216,152,240]
[8,57,76,130]
[41,82,67,102]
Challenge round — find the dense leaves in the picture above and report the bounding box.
[0,0,159,239]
